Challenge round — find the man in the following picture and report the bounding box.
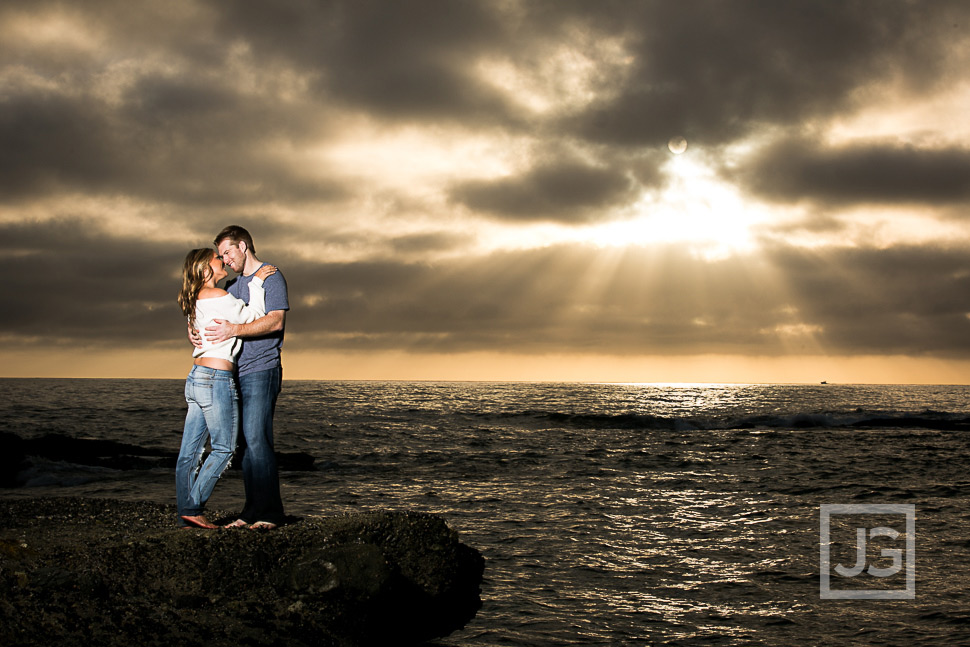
[198,225,288,529]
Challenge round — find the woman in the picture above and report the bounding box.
[175,248,276,529]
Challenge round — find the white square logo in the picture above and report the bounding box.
[820,504,915,600]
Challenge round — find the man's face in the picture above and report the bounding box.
[217,240,244,273]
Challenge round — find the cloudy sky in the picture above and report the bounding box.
[3,0,970,383]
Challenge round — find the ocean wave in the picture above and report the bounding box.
[476,410,970,432]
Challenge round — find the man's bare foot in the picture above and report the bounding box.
[249,521,277,530]
[180,515,217,529]
[223,519,248,528]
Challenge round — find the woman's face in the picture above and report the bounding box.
[208,254,228,283]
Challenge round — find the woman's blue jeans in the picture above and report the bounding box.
[176,366,239,524]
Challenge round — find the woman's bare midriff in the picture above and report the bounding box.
[194,357,234,371]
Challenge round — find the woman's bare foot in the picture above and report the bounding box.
[180,515,217,529]
[223,519,248,528]
[249,521,277,530]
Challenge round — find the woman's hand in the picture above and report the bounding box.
[187,322,203,349]
[255,264,277,280]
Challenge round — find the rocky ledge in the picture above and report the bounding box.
[0,497,484,647]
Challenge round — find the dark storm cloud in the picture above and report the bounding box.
[4,0,967,207]
[450,159,638,224]
[0,1,349,207]
[388,232,468,255]
[731,138,970,206]
[127,74,239,121]
[210,0,968,141]
[214,0,521,123]
[0,220,187,344]
[564,0,966,148]
[0,77,346,205]
[0,0,230,68]
[0,91,128,199]
[767,243,970,355]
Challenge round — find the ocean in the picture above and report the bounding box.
[2,378,970,645]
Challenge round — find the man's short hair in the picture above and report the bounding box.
[214,225,256,256]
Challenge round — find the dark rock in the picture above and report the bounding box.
[0,497,484,647]
[0,432,26,487]
[0,433,317,486]
[23,432,170,464]
[267,450,317,471]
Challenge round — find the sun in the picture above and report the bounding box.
[464,141,785,261]
[668,136,688,154]
[580,153,771,259]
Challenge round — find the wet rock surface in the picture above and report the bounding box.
[0,497,484,646]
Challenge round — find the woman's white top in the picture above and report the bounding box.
[191,276,266,363]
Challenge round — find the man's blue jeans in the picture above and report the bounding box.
[176,366,238,524]
[236,365,285,524]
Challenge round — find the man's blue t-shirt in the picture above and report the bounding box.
[226,263,289,377]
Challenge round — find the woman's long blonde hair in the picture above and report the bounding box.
[177,248,216,326]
